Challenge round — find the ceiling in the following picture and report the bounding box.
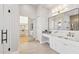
[20,4,60,9]
[19,4,60,19]
[39,4,60,9]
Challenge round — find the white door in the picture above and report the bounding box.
[0,4,19,54]
[3,5,19,54]
[0,5,4,54]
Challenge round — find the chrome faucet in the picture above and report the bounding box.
[67,32,74,37]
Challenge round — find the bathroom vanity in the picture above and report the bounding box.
[41,8,79,54]
[49,31,79,54]
[41,31,79,54]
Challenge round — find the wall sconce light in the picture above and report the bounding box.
[52,4,68,14]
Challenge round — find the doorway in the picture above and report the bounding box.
[20,16,29,44]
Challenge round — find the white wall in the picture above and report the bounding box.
[36,5,49,42]
[19,5,37,19]
[19,5,38,40]
[20,5,50,42]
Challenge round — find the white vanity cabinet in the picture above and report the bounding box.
[49,36,65,53]
[0,5,19,54]
[50,35,79,54]
[41,33,52,44]
[48,8,79,54]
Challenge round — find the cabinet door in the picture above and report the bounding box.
[0,5,4,54]
[54,38,66,53]
[49,36,55,49]
[3,5,19,54]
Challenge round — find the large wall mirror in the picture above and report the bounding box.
[48,8,79,31]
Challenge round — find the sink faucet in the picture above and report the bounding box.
[67,32,74,37]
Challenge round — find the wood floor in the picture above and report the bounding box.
[17,35,57,54]
[18,40,57,54]
[20,35,28,44]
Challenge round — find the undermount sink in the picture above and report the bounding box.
[57,36,74,41]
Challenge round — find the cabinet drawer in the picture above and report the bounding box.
[63,43,79,54]
[59,39,79,54]
[49,37,54,48]
[54,38,66,53]
[50,36,79,54]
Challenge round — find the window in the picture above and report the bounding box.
[20,16,28,24]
